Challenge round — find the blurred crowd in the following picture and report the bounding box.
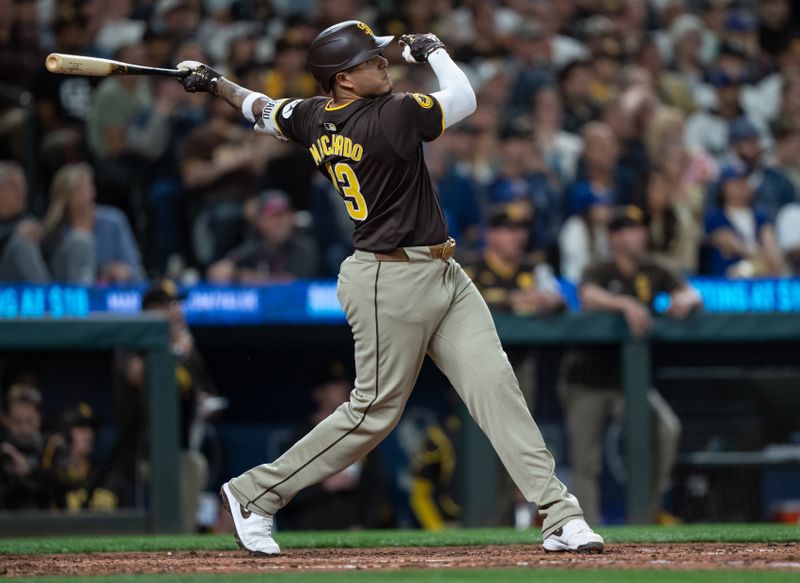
[0,0,799,286]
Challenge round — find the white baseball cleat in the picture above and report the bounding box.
[543,518,605,553]
[220,482,280,556]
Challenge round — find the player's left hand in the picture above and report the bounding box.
[399,33,446,64]
[176,60,222,94]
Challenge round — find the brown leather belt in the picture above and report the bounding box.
[372,238,456,262]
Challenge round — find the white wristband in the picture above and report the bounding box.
[242,92,267,123]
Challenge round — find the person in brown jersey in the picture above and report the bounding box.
[176,20,603,555]
[560,206,702,525]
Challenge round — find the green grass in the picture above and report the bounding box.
[0,524,797,555]
[9,571,800,583]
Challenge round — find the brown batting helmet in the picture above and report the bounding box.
[308,21,394,91]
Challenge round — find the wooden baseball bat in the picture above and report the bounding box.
[45,53,190,78]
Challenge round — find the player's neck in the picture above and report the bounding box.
[330,86,363,107]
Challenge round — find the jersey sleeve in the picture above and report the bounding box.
[579,261,610,287]
[650,258,685,293]
[254,97,320,147]
[379,93,445,158]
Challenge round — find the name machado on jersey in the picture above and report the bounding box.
[254,91,448,253]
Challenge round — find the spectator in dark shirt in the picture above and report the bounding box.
[558,59,601,134]
[40,402,120,511]
[207,191,318,284]
[180,98,265,266]
[560,206,701,524]
[726,117,796,221]
[0,161,49,282]
[0,384,47,509]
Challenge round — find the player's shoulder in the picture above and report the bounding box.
[276,96,327,118]
[640,255,683,280]
[380,91,439,112]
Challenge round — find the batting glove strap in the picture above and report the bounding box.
[177,61,223,95]
[241,92,267,122]
[399,33,446,64]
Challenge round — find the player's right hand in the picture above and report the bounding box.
[176,60,222,95]
[621,298,652,340]
[399,33,446,64]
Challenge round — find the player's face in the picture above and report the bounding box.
[341,56,392,97]
[612,225,648,259]
[7,402,41,446]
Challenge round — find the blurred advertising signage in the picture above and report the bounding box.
[0,282,347,324]
[2,279,800,324]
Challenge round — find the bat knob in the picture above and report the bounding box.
[45,54,61,73]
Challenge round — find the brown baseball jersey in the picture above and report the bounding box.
[265,93,447,252]
[461,251,542,314]
[563,255,684,389]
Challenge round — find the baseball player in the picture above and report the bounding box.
[176,21,604,555]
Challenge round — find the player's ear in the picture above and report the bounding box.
[335,71,355,93]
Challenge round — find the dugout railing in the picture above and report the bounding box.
[2,312,799,534]
[489,311,800,525]
[0,317,179,535]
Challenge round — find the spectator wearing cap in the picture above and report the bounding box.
[0,161,50,283]
[43,162,144,284]
[775,202,800,275]
[721,7,760,61]
[207,191,318,284]
[558,59,601,134]
[684,63,751,160]
[726,117,796,221]
[113,279,216,530]
[560,205,701,525]
[0,383,47,509]
[703,163,784,277]
[462,203,565,318]
[487,123,562,252]
[280,362,387,530]
[40,402,120,510]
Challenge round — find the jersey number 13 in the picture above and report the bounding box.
[327,162,367,221]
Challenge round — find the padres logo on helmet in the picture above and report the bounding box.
[412,93,434,109]
[356,22,374,36]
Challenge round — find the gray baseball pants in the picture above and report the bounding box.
[229,244,584,538]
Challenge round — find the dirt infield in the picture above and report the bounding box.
[2,543,799,577]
